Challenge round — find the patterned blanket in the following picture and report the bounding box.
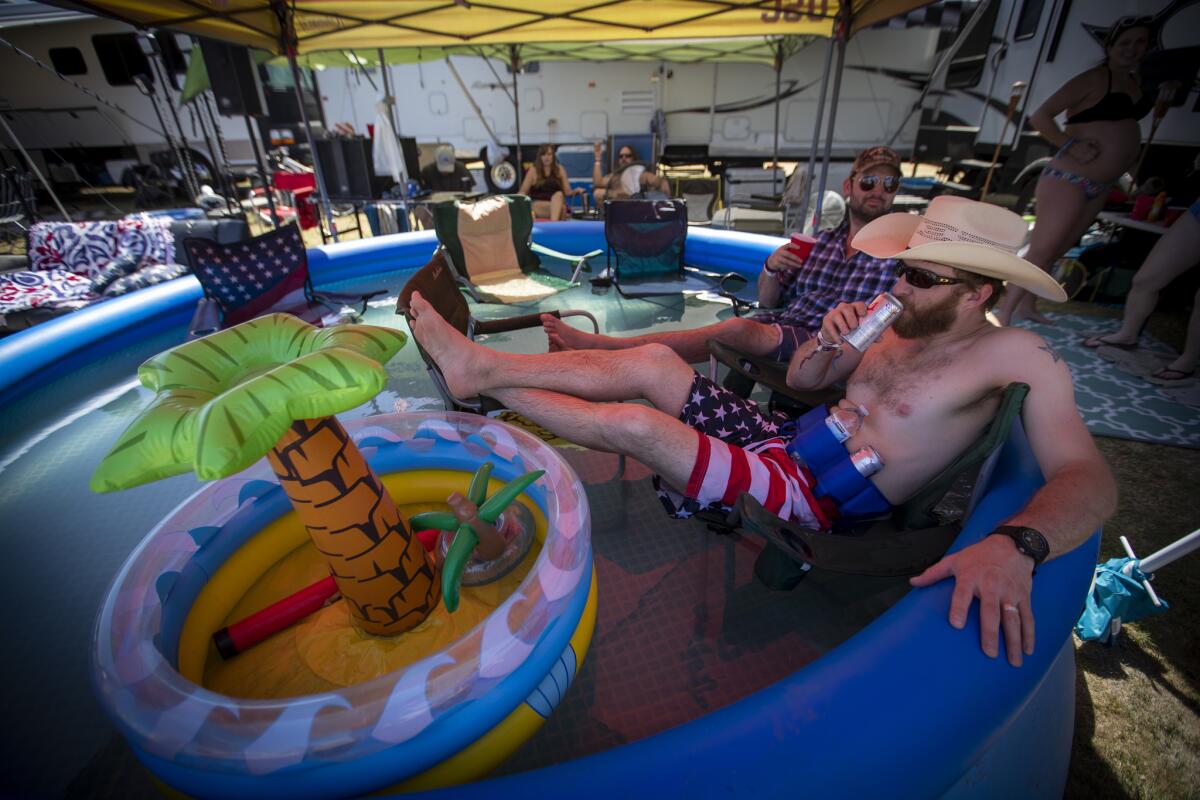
[28,214,175,278]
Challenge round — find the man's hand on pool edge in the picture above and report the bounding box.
[910,536,1036,668]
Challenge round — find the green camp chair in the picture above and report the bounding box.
[432,194,601,304]
[737,382,1031,587]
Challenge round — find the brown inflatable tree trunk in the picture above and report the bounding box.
[267,416,441,635]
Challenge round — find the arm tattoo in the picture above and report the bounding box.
[1038,344,1062,363]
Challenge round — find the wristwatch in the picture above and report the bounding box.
[991,525,1049,573]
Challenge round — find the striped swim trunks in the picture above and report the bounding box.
[652,373,831,529]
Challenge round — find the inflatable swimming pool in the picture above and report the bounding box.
[0,221,1099,798]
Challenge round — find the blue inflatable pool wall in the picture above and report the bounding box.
[0,222,1098,798]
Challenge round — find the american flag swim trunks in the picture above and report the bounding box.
[653,374,831,529]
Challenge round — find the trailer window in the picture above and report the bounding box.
[1015,0,1045,41]
[49,47,87,76]
[92,33,151,86]
[945,0,1004,89]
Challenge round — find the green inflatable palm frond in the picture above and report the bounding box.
[91,314,407,492]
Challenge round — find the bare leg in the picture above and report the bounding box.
[1168,283,1200,374]
[531,200,551,219]
[409,292,695,415]
[997,175,1106,325]
[593,187,607,205]
[1099,212,1200,348]
[490,387,699,490]
[543,314,783,363]
[549,190,565,221]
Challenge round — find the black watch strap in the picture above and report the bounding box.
[992,525,1049,573]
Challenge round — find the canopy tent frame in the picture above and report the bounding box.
[51,0,937,235]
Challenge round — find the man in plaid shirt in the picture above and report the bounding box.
[544,146,903,363]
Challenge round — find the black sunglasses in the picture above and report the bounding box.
[618,152,634,160]
[896,264,966,289]
[857,175,900,193]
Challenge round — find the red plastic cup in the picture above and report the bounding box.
[1131,194,1155,221]
[788,233,817,261]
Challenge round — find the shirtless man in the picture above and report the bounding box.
[406,196,1116,667]
[550,146,903,364]
[591,141,670,204]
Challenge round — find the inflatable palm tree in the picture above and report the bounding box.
[92,313,438,636]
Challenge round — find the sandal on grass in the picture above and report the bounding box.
[1147,367,1196,386]
[1082,334,1137,350]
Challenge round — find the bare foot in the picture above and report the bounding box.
[541,314,607,351]
[408,292,491,400]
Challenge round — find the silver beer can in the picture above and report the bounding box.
[842,292,903,352]
[850,446,885,478]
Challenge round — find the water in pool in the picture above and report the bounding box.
[0,265,902,798]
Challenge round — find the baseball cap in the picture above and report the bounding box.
[435,145,456,174]
[851,146,902,176]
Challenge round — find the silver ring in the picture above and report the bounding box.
[1002,604,1019,614]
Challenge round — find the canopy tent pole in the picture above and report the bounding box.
[146,45,201,199]
[886,0,996,150]
[377,47,409,203]
[795,34,836,231]
[772,40,783,195]
[510,45,522,176]
[286,50,337,241]
[244,113,280,229]
[0,113,69,220]
[813,21,848,228]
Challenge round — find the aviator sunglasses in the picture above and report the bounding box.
[896,263,966,289]
[856,175,900,193]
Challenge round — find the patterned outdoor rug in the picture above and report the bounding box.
[1013,311,1199,449]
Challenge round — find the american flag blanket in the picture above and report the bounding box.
[653,373,831,529]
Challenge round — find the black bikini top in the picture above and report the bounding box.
[1066,69,1155,124]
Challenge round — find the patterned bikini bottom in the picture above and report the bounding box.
[1042,165,1110,201]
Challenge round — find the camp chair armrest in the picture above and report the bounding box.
[531,243,603,283]
[474,309,599,336]
[316,289,386,303]
[737,493,962,577]
[707,338,842,408]
[188,297,222,340]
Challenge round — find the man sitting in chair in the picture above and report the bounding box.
[592,141,671,203]
[549,146,904,364]
[407,196,1116,668]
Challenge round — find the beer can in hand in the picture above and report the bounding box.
[842,292,903,352]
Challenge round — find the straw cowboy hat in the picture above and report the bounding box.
[852,196,1068,301]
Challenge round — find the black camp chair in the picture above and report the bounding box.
[396,251,598,414]
[739,382,1031,588]
[602,198,748,307]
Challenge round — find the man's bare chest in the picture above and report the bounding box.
[849,344,968,419]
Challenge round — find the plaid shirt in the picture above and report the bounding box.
[754,221,899,333]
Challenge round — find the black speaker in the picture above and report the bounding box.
[398,137,422,183]
[315,137,375,200]
[199,38,267,117]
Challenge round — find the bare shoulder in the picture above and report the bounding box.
[975,326,1072,383]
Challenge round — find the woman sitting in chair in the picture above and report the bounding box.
[520,145,582,221]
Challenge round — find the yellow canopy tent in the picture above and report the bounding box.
[59,0,935,233]
[54,1,931,53]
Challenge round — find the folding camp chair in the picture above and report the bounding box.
[396,251,598,414]
[432,194,601,304]
[184,222,381,337]
[602,198,748,304]
[739,383,1031,587]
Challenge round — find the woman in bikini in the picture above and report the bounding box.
[519,145,582,220]
[996,16,1163,326]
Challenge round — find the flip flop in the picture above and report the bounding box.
[1082,334,1138,350]
[1147,367,1196,386]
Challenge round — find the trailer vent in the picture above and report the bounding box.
[620,89,655,116]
